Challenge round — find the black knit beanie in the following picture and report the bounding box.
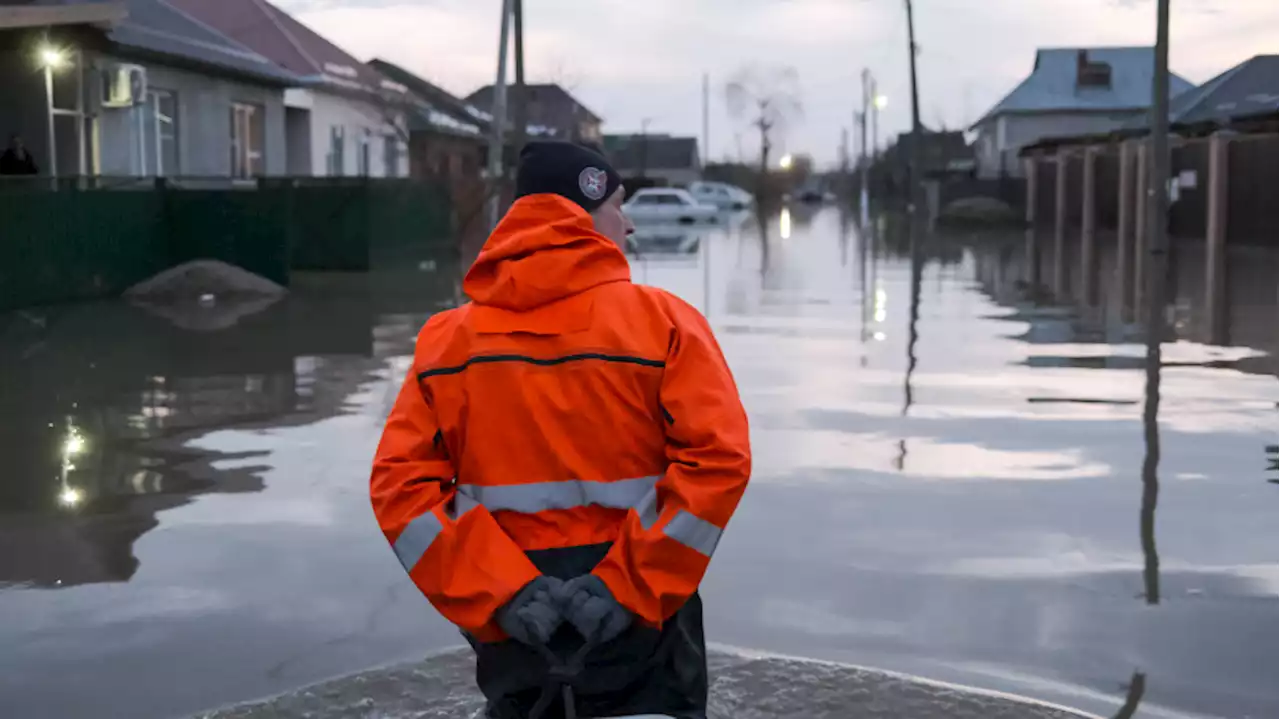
[514,141,623,213]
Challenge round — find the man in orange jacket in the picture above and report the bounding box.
[370,141,751,719]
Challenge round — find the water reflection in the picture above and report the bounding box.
[633,208,1276,719]
[0,264,459,591]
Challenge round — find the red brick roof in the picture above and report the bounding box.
[166,0,387,93]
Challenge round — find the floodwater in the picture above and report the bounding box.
[0,207,1275,719]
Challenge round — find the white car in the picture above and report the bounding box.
[623,188,718,225]
[688,181,754,210]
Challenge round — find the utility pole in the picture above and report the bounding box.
[859,68,870,225]
[904,0,923,213]
[701,72,710,168]
[486,0,513,230]
[870,77,879,159]
[511,0,527,158]
[1147,0,1172,323]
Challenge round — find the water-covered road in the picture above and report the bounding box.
[1,208,1275,719]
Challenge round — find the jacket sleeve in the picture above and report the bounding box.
[591,298,751,627]
[370,364,540,642]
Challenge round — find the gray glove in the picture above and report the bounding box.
[554,575,633,644]
[496,576,564,646]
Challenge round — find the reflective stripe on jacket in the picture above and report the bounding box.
[370,194,751,646]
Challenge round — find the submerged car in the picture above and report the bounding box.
[623,188,718,225]
[688,181,754,210]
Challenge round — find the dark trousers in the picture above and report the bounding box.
[470,543,708,719]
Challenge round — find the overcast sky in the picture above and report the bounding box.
[278,0,1278,166]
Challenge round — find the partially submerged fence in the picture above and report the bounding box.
[1024,132,1278,246]
[0,177,454,310]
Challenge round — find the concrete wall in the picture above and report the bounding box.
[305,90,406,177]
[95,57,287,177]
[974,110,1144,179]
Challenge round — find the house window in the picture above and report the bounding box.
[358,129,371,176]
[230,102,263,178]
[140,89,178,176]
[327,125,345,175]
[383,134,400,177]
[996,116,1008,152]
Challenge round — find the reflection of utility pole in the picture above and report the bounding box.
[1140,345,1161,605]
[902,229,922,416]
[1112,671,1147,719]
[894,219,923,472]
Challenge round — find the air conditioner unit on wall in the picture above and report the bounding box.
[101,64,147,108]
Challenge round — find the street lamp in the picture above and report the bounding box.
[778,153,793,170]
[873,94,889,110]
[39,46,66,69]
[39,43,67,179]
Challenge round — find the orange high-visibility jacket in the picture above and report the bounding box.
[370,195,751,643]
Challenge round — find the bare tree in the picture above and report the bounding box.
[724,65,802,175]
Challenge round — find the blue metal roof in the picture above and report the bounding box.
[973,47,1194,127]
[1167,54,1278,126]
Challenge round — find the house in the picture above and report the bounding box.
[970,47,1193,179]
[1160,54,1278,133]
[0,0,297,179]
[167,0,409,177]
[602,133,701,186]
[466,83,602,145]
[368,58,486,184]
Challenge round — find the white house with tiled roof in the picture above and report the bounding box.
[170,0,410,178]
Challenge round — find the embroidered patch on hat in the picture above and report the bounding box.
[578,167,608,201]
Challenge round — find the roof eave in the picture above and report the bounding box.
[0,2,127,30]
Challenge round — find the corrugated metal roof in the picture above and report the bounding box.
[973,47,1193,127]
[1167,54,1278,126]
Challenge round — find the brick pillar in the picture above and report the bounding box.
[1053,151,1068,296]
[1133,141,1149,314]
[1116,140,1134,316]
[1080,146,1098,305]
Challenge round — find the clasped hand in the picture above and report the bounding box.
[497,575,633,647]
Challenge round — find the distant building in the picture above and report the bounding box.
[878,129,971,176]
[970,47,1194,178]
[0,0,297,178]
[168,0,409,178]
[603,134,701,186]
[466,83,603,145]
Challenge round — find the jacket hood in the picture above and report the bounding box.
[463,194,631,311]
